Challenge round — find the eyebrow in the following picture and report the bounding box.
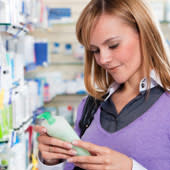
[90,36,120,48]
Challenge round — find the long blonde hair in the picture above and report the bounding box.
[76,0,170,99]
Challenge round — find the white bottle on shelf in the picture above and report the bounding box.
[165,0,170,22]
[149,0,165,22]
[0,0,11,25]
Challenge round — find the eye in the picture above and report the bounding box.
[90,49,100,54]
[109,43,119,49]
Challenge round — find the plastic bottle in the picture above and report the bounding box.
[149,0,165,22]
[43,82,49,102]
[165,0,170,22]
[74,44,84,60]
[52,42,60,54]
[37,112,90,156]
[64,43,72,55]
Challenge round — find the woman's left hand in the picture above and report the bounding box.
[67,140,132,170]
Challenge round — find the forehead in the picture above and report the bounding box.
[90,14,130,44]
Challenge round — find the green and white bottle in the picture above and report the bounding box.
[37,112,90,156]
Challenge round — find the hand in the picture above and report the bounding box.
[67,140,132,170]
[34,125,77,165]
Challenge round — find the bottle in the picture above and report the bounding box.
[64,43,72,55]
[37,112,90,156]
[73,44,84,60]
[149,0,165,22]
[43,82,49,102]
[165,0,170,22]
[52,42,60,54]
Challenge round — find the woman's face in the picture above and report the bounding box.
[90,14,143,84]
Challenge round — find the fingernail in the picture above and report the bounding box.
[67,158,73,162]
[67,143,72,149]
[72,140,78,145]
[42,128,47,133]
[70,150,77,155]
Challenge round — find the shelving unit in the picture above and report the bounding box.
[28,0,170,119]
[160,23,170,40]
[49,62,84,65]
[0,0,47,170]
[0,0,169,170]
[44,94,86,107]
[0,0,5,3]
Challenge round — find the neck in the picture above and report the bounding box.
[121,69,145,96]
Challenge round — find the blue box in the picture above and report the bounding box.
[34,42,48,66]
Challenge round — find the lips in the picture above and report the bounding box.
[108,65,121,71]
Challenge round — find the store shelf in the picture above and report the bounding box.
[0,24,29,38]
[14,116,33,133]
[44,93,86,107]
[0,0,5,3]
[31,22,75,32]
[0,116,32,146]
[25,64,84,76]
[7,24,29,37]
[0,23,11,26]
[49,21,76,26]
[160,21,170,25]
[49,62,84,65]
[44,0,90,5]
[0,137,8,144]
[56,93,86,97]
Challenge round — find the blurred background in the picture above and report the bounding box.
[0,0,169,169]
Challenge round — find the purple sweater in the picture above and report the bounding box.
[64,92,170,170]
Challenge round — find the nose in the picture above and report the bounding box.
[99,49,112,65]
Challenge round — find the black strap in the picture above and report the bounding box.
[79,95,101,138]
[73,167,84,170]
[73,95,101,170]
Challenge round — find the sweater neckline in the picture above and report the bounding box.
[96,92,167,137]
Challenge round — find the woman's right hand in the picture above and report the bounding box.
[34,125,77,165]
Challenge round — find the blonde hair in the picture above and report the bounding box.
[76,0,170,99]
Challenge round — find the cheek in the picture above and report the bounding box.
[118,41,142,67]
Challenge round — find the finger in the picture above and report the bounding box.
[41,151,71,160]
[67,156,105,164]
[74,163,109,170]
[72,140,108,154]
[33,125,47,135]
[37,135,73,149]
[38,143,77,156]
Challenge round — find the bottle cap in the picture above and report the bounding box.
[37,112,56,125]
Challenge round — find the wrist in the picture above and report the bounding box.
[127,157,133,170]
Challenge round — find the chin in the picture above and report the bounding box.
[115,80,126,84]
[113,76,128,84]
[109,70,128,84]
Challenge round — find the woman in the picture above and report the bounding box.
[35,0,170,169]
